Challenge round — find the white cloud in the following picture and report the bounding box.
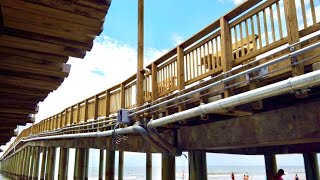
[171,33,185,47]
[35,36,168,122]
[232,0,244,5]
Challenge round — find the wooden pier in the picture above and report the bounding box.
[1,0,320,179]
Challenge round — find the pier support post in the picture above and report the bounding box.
[118,151,124,180]
[74,148,88,180]
[29,147,35,178]
[24,146,31,179]
[99,150,104,180]
[162,154,175,180]
[40,147,47,180]
[264,154,277,180]
[189,151,207,180]
[46,147,56,180]
[105,150,115,180]
[58,148,69,180]
[303,153,320,180]
[146,153,152,180]
[32,147,40,180]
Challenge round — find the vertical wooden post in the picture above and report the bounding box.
[24,146,31,178]
[58,148,69,180]
[146,153,152,180]
[99,150,104,180]
[162,154,175,180]
[85,149,89,180]
[18,150,24,177]
[105,90,110,118]
[118,151,124,180]
[177,45,186,117]
[29,147,35,178]
[74,148,87,180]
[303,153,320,180]
[283,0,307,98]
[32,147,40,180]
[76,103,80,124]
[84,100,88,122]
[189,151,207,180]
[105,150,115,180]
[264,154,277,180]
[220,17,234,98]
[46,147,56,180]
[40,147,47,180]
[137,0,144,107]
[151,63,158,101]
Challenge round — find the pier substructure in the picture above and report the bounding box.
[74,148,88,180]
[40,147,47,180]
[99,149,104,180]
[189,151,207,180]
[162,154,175,180]
[146,153,152,180]
[118,151,124,180]
[105,150,115,180]
[45,147,56,180]
[303,153,320,180]
[58,147,69,180]
[264,154,277,180]
[32,146,40,180]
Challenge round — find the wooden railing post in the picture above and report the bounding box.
[151,63,158,101]
[283,0,307,97]
[137,0,144,107]
[118,83,125,180]
[84,100,88,122]
[220,17,234,99]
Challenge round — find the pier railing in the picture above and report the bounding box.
[4,0,320,157]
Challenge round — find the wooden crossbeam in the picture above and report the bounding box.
[0,85,48,98]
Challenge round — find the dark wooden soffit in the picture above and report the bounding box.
[0,0,111,145]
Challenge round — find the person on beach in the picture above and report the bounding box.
[243,175,249,180]
[295,174,299,180]
[273,169,285,180]
[231,172,235,180]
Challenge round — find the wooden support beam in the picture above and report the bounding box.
[58,148,69,180]
[74,148,88,180]
[32,147,40,180]
[220,17,234,99]
[146,153,152,180]
[303,153,320,180]
[283,0,307,98]
[105,150,115,180]
[178,100,320,151]
[189,151,207,180]
[264,154,277,180]
[162,154,175,180]
[45,147,56,180]
[24,147,31,178]
[29,147,35,179]
[136,0,144,107]
[99,149,104,180]
[118,151,124,180]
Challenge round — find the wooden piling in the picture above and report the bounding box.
[105,150,115,180]
[118,151,124,180]
[32,147,40,180]
[146,153,152,180]
[58,148,69,180]
[264,154,277,180]
[46,147,56,180]
[29,147,35,179]
[40,147,47,180]
[99,150,104,180]
[189,151,207,180]
[303,153,320,180]
[74,148,88,180]
[162,154,175,180]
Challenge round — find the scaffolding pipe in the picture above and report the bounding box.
[149,69,320,127]
[130,40,320,117]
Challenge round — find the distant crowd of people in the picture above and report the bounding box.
[231,169,299,180]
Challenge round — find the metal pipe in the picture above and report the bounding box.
[20,126,170,155]
[149,69,320,127]
[130,40,320,117]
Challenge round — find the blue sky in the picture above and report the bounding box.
[101,0,240,49]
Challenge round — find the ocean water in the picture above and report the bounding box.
[0,166,312,179]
